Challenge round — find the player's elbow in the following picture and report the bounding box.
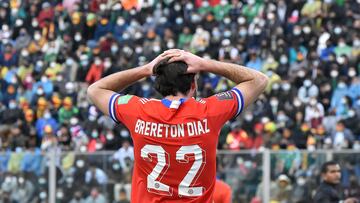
[256,72,269,92]
[87,83,97,101]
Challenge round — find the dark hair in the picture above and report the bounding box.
[321,161,339,174]
[153,60,195,97]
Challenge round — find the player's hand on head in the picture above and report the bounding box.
[146,50,181,75]
[166,49,205,73]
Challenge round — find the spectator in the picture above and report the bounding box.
[313,161,359,203]
[270,174,293,203]
[112,140,134,172]
[113,188,130,203]
[69,191,86,203]
[84,187,106,203]
[85,165,108,186]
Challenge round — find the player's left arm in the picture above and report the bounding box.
[87,51,180,116]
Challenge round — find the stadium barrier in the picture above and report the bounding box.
[0,149,359,203]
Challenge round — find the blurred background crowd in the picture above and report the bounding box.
[0,0,359,202]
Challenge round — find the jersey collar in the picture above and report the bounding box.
[161,98,187,109]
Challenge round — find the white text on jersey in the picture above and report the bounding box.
[134,119,210,138]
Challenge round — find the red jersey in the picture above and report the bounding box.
[109,88,244,203]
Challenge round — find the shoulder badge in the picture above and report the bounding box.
[117,95,133,104]
[215,91,233,100]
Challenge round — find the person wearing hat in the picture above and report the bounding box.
[83,13,97,40]
[269,174,292,202]
[58,96,79,124]
[40,124,57,151]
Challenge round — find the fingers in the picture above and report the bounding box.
[167,55,185,63]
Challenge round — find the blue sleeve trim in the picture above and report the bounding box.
[108,93,121,123]
[231,88,244,117]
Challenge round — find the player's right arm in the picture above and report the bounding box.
[168,50,269,109]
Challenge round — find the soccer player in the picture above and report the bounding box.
[87,49,268,202]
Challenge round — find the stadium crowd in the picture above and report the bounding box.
[0,0,359,202]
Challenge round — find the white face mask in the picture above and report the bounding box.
[74,34,82,41]
[34,33,41,41]
[95,59,101,65]
[104,61,112,68]
[120,130,129,137]
[44,112,51,119]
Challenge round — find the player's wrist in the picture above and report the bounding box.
[140,64,153,77]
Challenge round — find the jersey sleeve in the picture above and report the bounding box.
[108,93,140,125]
[205,87,244,124]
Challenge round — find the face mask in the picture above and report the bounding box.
[348,110,355,117]
[44,112,51,119]
[9,102,16,109]
[224,30,232,37]
[111,45,118,53]
[122,33,130,40]
[66,177,74,184]
[185,3,194,10]
[330,70,339,78]
[303,26,311,34]
[272,83,280,90]
[81,60,89,66]
[57,191,64,199]
[303,80,312,87]
[117,18,125,25]
[254,28,261,35]
[113,163,120,170]
[338,82,346,88]
[142,84,151,91]
[309,99,317,106]
[244,113,253,121]
[334,27,342,35]
[66,58,74,66]
[39,192,47,199]
[223,18,231,24]
[277,114,287,121]
[297,177,306,186]
[280,55,288,64]
[37,88,44,95]
[106,133,114,140]
[239,28,247,37]
[17,177,24,185]
[175,17,183,24]
[91,131,98,138]
[348,69,356,77]
[135,47,143,54]
[337,56,345,64]
[294,99,301,107]
[120,130,129,137]
[104,61,111,68]
[34,33,41,41]
[354,40,360,47]
[80,145,87,152]
[281,83,291,91]
[95,59,101,65]
[293,28,301,36]
[95,142,103,150]
[153,46,161,53]
[146,17,153,23]
[32,20,39,27]
[237,17,246,25]
[39,177,46,185]
[167,41,175,49]
[74,34,82,41]
[270,99,279,106]
[76,160,85,168]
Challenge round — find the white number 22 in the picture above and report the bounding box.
[141,144,206,197]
